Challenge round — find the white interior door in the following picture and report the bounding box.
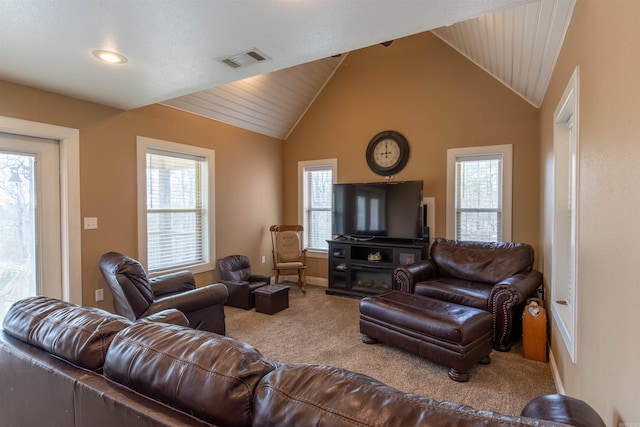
[0,132,61,322]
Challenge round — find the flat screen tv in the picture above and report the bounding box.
[332,180,425,241]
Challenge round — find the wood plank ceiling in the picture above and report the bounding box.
[162,55,345,139]
[161,0,575,140]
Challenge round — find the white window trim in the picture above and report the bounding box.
[446,144,513,241]
[136,136,215,275]
[551,67,580,363]
[297,158,337,259]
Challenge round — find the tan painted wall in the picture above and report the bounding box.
[7,8,636,420]
[540,0,640,424]
[0,80,282,311]
[284,31,541,277]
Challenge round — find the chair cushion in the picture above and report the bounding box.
[431,238,534,284]
[104,321,276,426]
[99,252,155,319]
[275,261,304,269]
[2,296,131,371]
[415,278,493,310]
[217,254,252,281]
[276,231,301,262]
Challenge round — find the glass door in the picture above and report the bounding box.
[0,152,37,321]
[0,132,60,324]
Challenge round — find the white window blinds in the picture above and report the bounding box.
[146,149,208,272]
[455,154,503,241]
[302,165,333,251]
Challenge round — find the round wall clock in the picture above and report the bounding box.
[366,130,410,176]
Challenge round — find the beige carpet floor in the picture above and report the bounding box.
[224,284,556,417]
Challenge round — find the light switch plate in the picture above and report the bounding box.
[84,217,98,229]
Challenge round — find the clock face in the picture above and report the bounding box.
[373,138,401,168]
[366,130,410,176]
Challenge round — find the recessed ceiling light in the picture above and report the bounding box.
[92,50,128,64]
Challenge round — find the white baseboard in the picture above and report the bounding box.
[548,348,565,394]
[276,275,327,287]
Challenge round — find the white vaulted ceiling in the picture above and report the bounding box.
[162,0,575,139]
[0,0,575,140]
[162,55,346,139]
[432,0,576,108]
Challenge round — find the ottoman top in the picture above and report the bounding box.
[253,284,290,295]
[360,291,492,344]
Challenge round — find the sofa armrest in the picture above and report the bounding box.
[521,394,606,427]
[393,261,437,293]
[149,271,196,297]
[139,309,190,327]
[489,269,543,350]
[144,283,228,317]
[491,269,543,308]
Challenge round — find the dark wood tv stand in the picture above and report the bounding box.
[326,239,429,298]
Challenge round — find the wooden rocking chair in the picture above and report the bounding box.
[270,225,307,292]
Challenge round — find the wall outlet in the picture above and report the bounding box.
[261,255,266,264]
[95,288,104,302]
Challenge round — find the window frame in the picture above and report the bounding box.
[136,136,215,276]
[297,158,337,258]
[446,144,513,242]
[551,67,580,363]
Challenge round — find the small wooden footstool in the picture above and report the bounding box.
[359,291,492,382]
[253,284,290,315]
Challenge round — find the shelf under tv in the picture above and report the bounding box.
[326,239,429,298]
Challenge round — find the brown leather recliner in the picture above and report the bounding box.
[394,238,542,351]
[99,251,228,335]
[217,254,271,309]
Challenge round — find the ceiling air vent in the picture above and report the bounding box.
[218,48,271,69]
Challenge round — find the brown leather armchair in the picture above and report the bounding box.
[99,252,228,335]
[217,254,270,309]
[394,238,542,351]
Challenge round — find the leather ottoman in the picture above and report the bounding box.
[359,291,492,381]
[253,284,290,315]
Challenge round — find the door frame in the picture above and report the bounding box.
[0,116,81,305]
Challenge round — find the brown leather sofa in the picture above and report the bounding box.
[100,251,228,334]
[394,238,542,351]
[0,296,604,427]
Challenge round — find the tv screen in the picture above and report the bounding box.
[332,180,424,241]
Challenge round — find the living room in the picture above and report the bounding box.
[0,0,638,425]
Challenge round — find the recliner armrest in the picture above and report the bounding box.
[149,271,196,297]
[220,280,249,286]
[491,269,543,307]
[144,283,228,317]
[248,274,271,284]
[393,260,437,293]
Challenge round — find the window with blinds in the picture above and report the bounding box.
[455,154,503,241]
[299,159,337,252]
[446,145,512,242]
[145,148,209,273]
